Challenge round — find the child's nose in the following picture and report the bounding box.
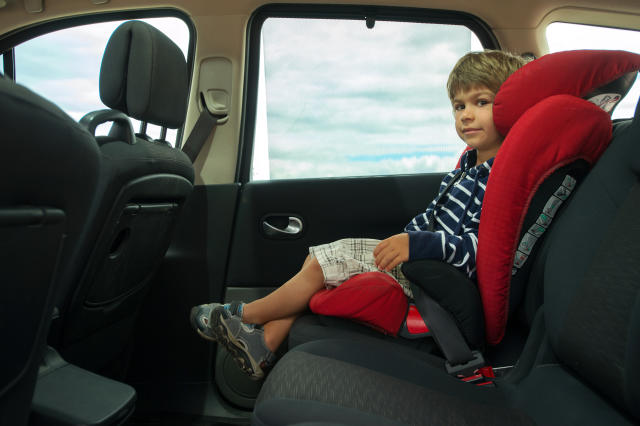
[461,107,474,120]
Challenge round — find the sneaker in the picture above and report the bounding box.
[210,303,276,380]
[190,301,247,341]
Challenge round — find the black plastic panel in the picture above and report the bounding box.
[31,347,136,426]
[0,207,64,420]
[227,173,444,287]
[126,184,240,385]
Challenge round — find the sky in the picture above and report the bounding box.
[252,18,481,180]
[9,18,640,179]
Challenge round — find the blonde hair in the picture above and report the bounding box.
[447,50,528,100]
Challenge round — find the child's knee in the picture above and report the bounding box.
[306,255,320,270]
[302,254,317,269]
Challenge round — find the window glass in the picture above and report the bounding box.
[546,22,640,119]
[0,55,4,75]
[14,17,190,145]
[252,18,483,180]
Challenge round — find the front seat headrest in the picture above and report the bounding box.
[99,20,188,128]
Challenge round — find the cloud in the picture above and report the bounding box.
[266,154,460,180]
[259,18,474,179]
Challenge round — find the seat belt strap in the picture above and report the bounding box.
[181,94,223,163]
[409,282,484,376]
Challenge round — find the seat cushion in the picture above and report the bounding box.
[288,314,437,353]
[309,272,408,336]
[256,339,534,426]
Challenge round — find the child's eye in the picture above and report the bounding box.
[454,104,464,111]
[477,99,491,106]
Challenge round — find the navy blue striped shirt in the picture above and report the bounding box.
[404,149,493,281]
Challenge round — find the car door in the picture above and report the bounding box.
[117,2,498,415]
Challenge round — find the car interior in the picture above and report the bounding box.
[1,0,639,425]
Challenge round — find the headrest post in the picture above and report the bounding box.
[139,121,147,136]
[159,127,167,141]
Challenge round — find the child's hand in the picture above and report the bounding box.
[373,233,409,272]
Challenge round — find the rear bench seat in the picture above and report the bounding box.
[251,96,640,425]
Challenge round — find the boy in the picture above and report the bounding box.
[190,50,527,379]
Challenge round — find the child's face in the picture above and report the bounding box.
[452,85,503,163]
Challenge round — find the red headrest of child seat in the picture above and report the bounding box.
[493,50,640,135]
[479,50,640,345]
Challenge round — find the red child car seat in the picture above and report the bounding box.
[308,50,640,357]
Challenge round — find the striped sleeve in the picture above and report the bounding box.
[404,171,457,232]
[405,209,481,279]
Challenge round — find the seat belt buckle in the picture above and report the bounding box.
[445,350,485,377]
[458,366,496,386]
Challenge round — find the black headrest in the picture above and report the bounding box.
[99,20,188,128]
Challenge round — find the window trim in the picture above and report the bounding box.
[2,48,14,79]
[0,8,196,146]
[236,3,499,183]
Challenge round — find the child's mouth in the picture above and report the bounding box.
[463,128,482,135]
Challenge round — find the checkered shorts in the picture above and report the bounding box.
[309,238,413,298]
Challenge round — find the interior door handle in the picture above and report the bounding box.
[262,216,303,238]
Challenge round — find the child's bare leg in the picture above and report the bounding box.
[242,255,324,325]
[262,315,298,352]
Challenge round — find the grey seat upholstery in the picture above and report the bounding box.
[0,77,102,425]
[50,20,195,374]
[253,102,640,425]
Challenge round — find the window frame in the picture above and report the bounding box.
[0,8,196,145]
[236,3,499,184]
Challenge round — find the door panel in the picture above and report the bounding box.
[127,184,240,383]
[226,173,445,287]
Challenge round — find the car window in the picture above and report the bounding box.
[251,17,483,181]
[13,17,190,146]
[546,22,640,119]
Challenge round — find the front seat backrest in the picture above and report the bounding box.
[0,77,102,424]
[55,20,195,374]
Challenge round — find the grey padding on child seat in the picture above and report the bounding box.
[253,99,640,425]
[99,19,188,128]
[51,20,194,374]
[0,77,102,425]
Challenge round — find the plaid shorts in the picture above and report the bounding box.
[309,238,413,298]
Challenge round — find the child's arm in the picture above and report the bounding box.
[405,210,480,279]
[373,233,409,272]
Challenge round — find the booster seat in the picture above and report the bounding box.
[300,50,640,373]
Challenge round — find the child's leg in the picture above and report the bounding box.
[262,315,298,352]
[241,255,324,325]
[204,256,323,379]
